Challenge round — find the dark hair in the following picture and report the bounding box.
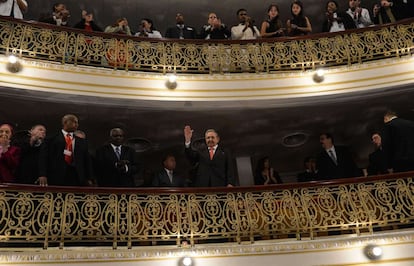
[267,4,279,13]
[161,154,175,165]
[320,132,334,143]
[236,8,247,16]
[255,156,270,175]
[326,0,339,10]
[291,0,304,17]
[303,156,315,165]
[141,18,156,30]
[384,109,397,117]
[0,123,14,135]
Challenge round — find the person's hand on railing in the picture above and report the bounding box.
[36,176,48,187]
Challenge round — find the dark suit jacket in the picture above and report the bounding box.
[185,145,235,187]
[367,148,388,175]
[382,117,414,172]
[165,25,196,39]
[95,144,137,187]
[321,11,357,32]
[316,145,361,180]
[152,169,186,187]
[39,132,92,186]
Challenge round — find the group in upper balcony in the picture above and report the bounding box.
[1,0,413,39]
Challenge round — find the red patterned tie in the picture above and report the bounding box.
[209,147,214,160]
[64,133,73,164]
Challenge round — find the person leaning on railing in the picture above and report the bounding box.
[0,0,27,19]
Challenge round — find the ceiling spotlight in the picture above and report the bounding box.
[364,244,383,260]
[179,256,193,266]
[6,55,22,73]
[313,68,325,83]
[165,74,177,90]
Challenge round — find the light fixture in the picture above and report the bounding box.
[313,68,325,83]
[165,74,177,89]
[179,256,193,266]
[364,244,383,260]
[6,55,22,73]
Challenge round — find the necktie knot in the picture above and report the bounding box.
[209,147,215,160]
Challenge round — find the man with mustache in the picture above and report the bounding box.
[184,125,235,187]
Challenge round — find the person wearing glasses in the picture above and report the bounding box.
[231,8,260,40]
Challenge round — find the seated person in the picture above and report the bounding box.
[254,156,282,185]
[39,3,70,26]
[104,18,132,35]
[199,13,231,39]
[135,18,162,38]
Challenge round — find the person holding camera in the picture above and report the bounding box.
[39,3,70,26]
[104,17,132,35]
[95,128,137,187]
[0,0,27,19]
[231,8,260,40]
[135,18,162,38]
[322,0,356,32]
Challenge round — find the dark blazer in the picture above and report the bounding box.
[185,145,235,187]
[152,169,186,187]
[73,19,103,32]
[367,148,388,176]
[321,11,357,32]
[316,145,361,180]
[95,144,137,187]
[165,25,196,39]
[382,117,414,172]
[39,132,92,186]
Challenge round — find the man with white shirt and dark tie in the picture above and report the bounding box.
[152,154,186,187]
[316,133,361,180]
[184,125,235,187]
[95,128,137,187]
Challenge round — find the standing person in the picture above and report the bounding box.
[231,8,260,40]
[346,0,372,28]
[366,132,388,176]
[135,18,162,38]
[0,0,27,19]
[260,4,285,38]
[254,156,283,185]
[199,12,231,40]
[95,128,137,187]
[39,3,71,26]
[316,133,361,180]
[165,12,196,39]
[73,10,103,32]
[104,18,132,35]
[152,154,186,187]
[16,124,46,184]
[382,110,414,173]
[184,125,235,187]
[286,0,312,36]
[0,123,20,183]
[322,0,356,32]
[38,114,93,186]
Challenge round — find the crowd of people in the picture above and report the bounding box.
[1,0,413,40]
[1,111,414,188]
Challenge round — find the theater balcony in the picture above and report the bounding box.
[0,17,414,266]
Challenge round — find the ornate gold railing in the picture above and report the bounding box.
[1,17,413,74]
[0,173,413,249]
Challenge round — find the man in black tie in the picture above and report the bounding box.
[38,114,93,186]
[152,154,186,187]
[95,128,137,187]
[164,13,196,39]
[184,125,235,187]
[316,133,361,180]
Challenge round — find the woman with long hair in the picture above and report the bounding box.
[286,1,312,36]
[260,4,284,38]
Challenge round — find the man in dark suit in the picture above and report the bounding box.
[38,114,93,186]
[95,128,137,187]
[367,132,388,176]
[316,133,361,180]
[382,110,414,173]
[184,125,235,187]
[152,154,186,187]
[165,13,196,39]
